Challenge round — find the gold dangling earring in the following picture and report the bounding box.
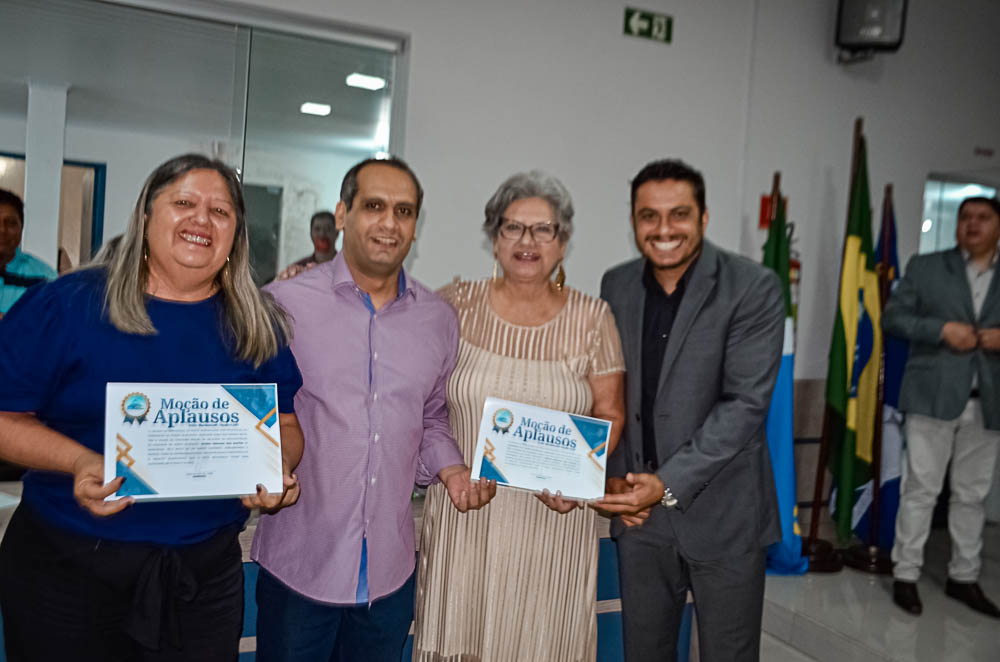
[492,258,498,282]
[554,263,565,291]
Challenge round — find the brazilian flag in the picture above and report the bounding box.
[763,196,808,573]
[826,136,882,543]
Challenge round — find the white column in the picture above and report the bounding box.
[22,81,68,266]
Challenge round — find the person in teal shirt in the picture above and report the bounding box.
[0,188,57,316]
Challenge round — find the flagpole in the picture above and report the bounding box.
[844,183,894,574]
[804,117,866,572]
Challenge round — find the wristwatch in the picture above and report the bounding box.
[661,486,678,508]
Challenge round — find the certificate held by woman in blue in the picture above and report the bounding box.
[104,382,284,501]
[470,397,612,500]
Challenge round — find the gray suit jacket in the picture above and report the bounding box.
[600,241,785,561]
[883,247,1000,428]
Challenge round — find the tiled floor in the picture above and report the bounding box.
[763,523,1000,661]
[761,631,819,661]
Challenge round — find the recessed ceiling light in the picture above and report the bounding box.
[921,219,933,233]
[346,73,386,91]
[300,102,331,116]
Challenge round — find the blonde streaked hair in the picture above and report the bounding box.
[95,153,290,367]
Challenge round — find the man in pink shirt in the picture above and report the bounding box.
[252,157,495,661]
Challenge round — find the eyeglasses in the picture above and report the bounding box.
[498,219,560,243]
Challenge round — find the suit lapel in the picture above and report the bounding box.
[655,242,719,399]
[977,253,1000,323]
[944,248,976,321]
[621,261,645,418]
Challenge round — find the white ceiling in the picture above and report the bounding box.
[0,0,395,154]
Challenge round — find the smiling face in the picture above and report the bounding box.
[0,203,23,267]
[336,163,418,280]
[956,200,1000,260]
[631,178,707,287]
[144,168,237,297]
[493,196,565,285]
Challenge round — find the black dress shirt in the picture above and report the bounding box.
[640,256,698,468]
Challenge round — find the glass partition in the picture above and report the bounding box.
[242,29,396,282]
[921,179,998,254]
[0,0,400,280]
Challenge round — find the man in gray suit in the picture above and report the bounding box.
[597,159,785,661]
[885,195,1000,618]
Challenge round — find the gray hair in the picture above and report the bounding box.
[483,170,574,243]
[95,153,291,367]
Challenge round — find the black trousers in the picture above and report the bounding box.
[0,504,244,662]
[614,506,767,662]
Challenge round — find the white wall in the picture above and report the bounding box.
[8,0,1000,382]
[230,0,758,290]
[225,0,1000,380]
[741,0,1000,378]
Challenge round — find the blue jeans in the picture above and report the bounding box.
[255,568,415,662]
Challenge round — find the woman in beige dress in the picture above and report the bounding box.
[414,171,626,661]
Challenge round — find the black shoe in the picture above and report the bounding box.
[893,580,923,615]
[945,580,1000,618]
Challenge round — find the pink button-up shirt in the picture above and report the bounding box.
[252,254,464,603]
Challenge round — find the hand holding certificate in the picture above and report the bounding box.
[470,397,612,501]
[104,383,286,502]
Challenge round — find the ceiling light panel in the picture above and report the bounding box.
[345,73,386,91]
[300,102,331,116]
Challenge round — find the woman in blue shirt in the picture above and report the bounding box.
[0,154,304,661]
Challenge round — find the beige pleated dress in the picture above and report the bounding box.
[414,279,625,662]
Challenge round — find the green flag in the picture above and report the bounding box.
[825,136,883,543]
[762,197,792,316]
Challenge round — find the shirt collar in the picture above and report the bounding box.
[1,247,23,274]
[330,251,416,301]
[960,246,1000,267]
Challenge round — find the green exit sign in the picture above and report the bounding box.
[624,7,672,44]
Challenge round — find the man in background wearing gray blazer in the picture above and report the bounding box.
[597,159,785,661]
[885,196,1000,619]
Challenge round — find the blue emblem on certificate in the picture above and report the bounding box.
[470,397,612,500]
[121,392,151,424]
[104,383,284,501]
[492,408,513,434]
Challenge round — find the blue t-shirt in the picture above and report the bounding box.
[0,269,303,545]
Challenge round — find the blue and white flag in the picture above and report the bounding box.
[765,318,808,574]
[851,191,906,548]
[762,194,808,573]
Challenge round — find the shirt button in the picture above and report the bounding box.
[373,393,379,401]
[374,352,378,361]
[374,433,380,442]
[371,476,377,485]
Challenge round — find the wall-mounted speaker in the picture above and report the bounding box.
[836,0,908,52]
